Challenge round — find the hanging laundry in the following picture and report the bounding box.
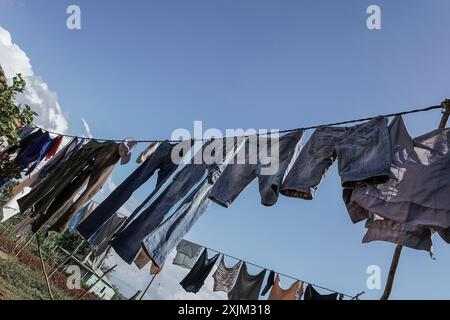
[22,132,58,175]
[212,255,242,293]
[77,140,191,241]
[0,130,54,187]
[111,139,228,264]
[173,240,203,270]
[260,270,275,296]
[18,125,37,139]
[268,275,303,300]
[29,137,84,189]
[17,140,121,233]
[44,135,63,161]
[134,249,151,270]
[141,137,242,269]
[303,284,339,300]
[346,115,450,252]
[228,263,266,300]
[150,262,161,275]
[136,142,160,164]
[88,212,127,270]
[281,117,391,200]
[179,249,219,294]
[208,131,304,207]
[67,201,96,233]
[118,138,138,165]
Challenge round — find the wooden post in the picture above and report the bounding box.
[77,264,117,300]
[49,240,86,278]
[380,99,450,300]
[36,234,54,300]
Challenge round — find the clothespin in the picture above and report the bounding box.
[439,99,450,129]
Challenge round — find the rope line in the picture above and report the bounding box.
[191,241,363,299]
[32,104,443,144]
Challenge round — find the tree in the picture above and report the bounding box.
[0,65,38,206]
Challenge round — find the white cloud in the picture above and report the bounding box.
[0,26,69,132]
[106,250,227,300]
[80,117,93,138]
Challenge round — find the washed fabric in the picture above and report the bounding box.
[22,132,57,175]
[111,140,225,264]
[17,140,121,233]
[209,131,304,207]
[119,138,138,165]
[268,275,303,300]
[303,284,338,300]
[137,142,160,164]
[29,137,83,189]
[179,249,220,293]
[77,140,189,241]
[12,138,81,196]
[89,212,127,270]
[346,115,450,251]
[134,249,151,269]
[260,270,275,296]
[68,201,96,232]
[142,138,241,269]
[281,117,391,200]
[173,240,203,269]
[228,263,266,300]
[45,135,63,161]
[212,256,242,293]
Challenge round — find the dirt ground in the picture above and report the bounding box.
[0,235,98,300]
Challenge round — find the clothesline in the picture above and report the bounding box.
[190,240,363,300]
[85,201,359,299]
[32,104,444,143]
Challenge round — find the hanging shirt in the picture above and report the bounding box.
[268,275,303,300]
[172,240,203,270]
[212,255,242,293]
[228,263,266,300]
[260,270,275,296]
[179,249,220,294]
[44,135,63,160]
[303,284,338,300]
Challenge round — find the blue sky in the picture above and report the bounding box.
[1,0,450,299]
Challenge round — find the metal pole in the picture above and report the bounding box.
[139,274,157,300]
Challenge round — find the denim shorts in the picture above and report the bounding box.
[281,117,391,200]
[208,131,304,207]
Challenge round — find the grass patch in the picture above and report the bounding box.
[0,254,73,300]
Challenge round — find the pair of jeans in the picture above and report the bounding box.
[208,131,304,207]
[142,178,213,269]
[112,138,240,264]
[77,141,182,240]
[281,117,391,200]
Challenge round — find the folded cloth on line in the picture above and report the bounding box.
[172,240,203,270]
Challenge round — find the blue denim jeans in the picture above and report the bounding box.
[281,117,391,200]
[77,141,180,240]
